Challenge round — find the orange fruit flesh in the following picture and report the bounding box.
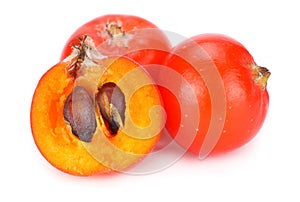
[31,57,163,176]
[80,57,164,172]
[31,61,109,176]
[98,57,163,150]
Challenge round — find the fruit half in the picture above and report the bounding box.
[31,35,164,176]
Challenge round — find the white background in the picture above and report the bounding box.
[1,0,299,201]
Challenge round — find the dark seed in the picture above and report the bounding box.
[63,86,96,142]
[95,82,125,135]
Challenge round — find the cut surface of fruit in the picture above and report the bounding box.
[31,36,164,175]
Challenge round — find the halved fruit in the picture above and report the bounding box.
[30,35,164,176]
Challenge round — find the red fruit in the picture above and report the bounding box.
[60,14,171,65]
[161,33,270,157]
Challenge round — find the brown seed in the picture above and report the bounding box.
[63,86,96,142]
[95,82,125,135]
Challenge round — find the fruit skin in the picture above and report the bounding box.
[60,14,171,64]
[31,50,164,175]
[162,33,270,156]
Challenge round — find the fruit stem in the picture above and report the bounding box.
[104,22,132,48]
[106,23,125,39]
[63,35,104,78]
[250,64,271,90]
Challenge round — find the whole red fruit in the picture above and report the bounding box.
[161,33,270,157]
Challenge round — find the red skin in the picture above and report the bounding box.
[161,33,270,156]
[60,14,171,65]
